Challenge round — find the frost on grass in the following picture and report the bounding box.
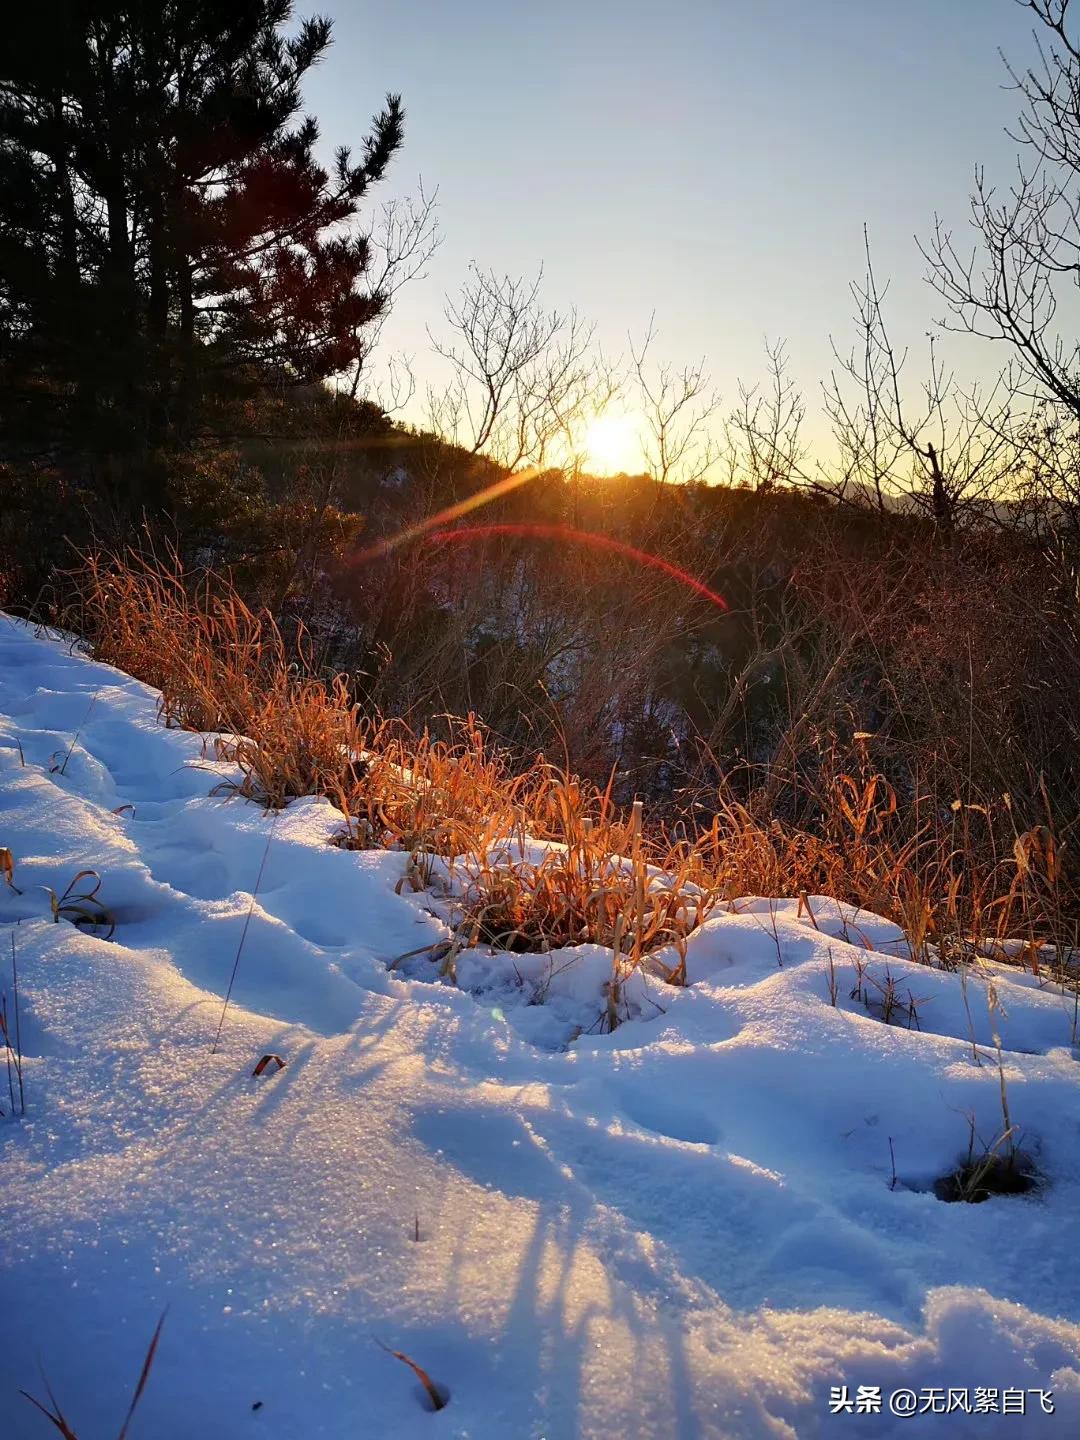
[2,616,1080,1437]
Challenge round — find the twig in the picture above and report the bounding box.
[211,813,279,1054]
[2,930,24,1118]
[2,996,13,1118]
[12,930,23,1114]
[53,688,102,777]
[12,933,23,1111]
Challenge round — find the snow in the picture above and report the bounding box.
[2,612,1080,1437]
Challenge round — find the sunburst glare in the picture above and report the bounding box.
[580,411,645,476]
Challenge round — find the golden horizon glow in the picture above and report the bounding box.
[580,411,645,477]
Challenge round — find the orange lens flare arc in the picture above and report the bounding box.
[426,523,729,611]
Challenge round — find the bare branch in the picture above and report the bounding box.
[428,265,602,471]
[630,316,720,486]
[348,181,441,401]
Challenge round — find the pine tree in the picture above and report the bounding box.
[0,1,403,507]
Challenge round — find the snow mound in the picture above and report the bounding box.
[2,614,1079,1438]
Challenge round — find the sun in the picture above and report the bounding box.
[581,412,644,477]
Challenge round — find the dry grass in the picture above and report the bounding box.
[65,549,1078,997]
[71,549,363,807]
[0,849,114,939]
[456,790,713,987]
[22,1310,165,1438]
[47,868,115,938]
[335,713,529,860]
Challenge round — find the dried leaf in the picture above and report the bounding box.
[376,1340,447,1411]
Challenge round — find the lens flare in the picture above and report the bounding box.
[351,466,544,563]
[426,523,728,610]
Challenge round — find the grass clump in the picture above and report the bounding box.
[64,548,1079,995]
[0,850,113,938]
[458,788,713,982]
[70,548,364,809]
[334,713,526,861]
[47,869,115,939]
[934,1127,1041,1204]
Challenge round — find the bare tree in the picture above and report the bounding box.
[825,233,1017,530]
[922,1,1080,420]
[629,317,719,486]
[726,339,807,492]
[428,266,604,472]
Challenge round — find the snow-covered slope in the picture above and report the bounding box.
[2,614,1080,1438]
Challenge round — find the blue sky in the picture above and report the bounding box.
[306,0,1037,453]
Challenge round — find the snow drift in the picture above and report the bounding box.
[2,614,1079,1437]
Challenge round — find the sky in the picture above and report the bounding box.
[306,0,1039,469]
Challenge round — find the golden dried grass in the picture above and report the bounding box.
[66,549,1076,991]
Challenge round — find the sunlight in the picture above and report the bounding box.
[581,412,645,476]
